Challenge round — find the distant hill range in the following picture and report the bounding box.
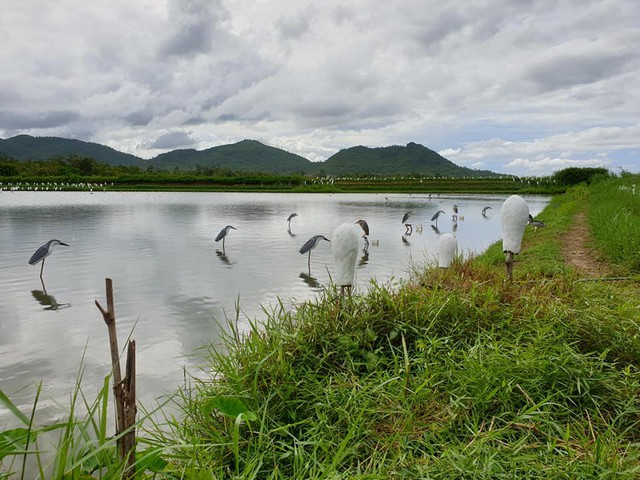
[0,134,498,177]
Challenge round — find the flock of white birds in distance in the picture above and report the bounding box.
[28,195,542,292]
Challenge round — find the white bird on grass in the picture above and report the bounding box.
[438,233,457,268]
[500,195,529,281]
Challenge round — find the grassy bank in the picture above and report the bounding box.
[2,175,639,478]
[145,176,639,478]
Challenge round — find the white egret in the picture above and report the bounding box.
[500,195,529,281]
[28,239,69,279]
[438,233,457,268]
[332,221,368,296]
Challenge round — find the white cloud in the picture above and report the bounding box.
[0,0,638,175]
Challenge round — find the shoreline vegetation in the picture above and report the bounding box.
[2,172,640,478]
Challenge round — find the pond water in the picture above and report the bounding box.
[0,191,549,424]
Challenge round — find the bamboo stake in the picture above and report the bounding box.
[95,278,136,477]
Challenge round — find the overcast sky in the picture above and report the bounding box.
[1,0,639,176]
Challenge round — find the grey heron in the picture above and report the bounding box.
[402,212,412,234]
[501,195,529,281]
[28,239,69,279]
[438,233,457,268]
[452,204,459,221]
[482,206,492,217]
[528,214,546,231]
[299,234,331,272]
[431,210,446,227]
[215,225,237,253]
[356,219,370,249]
[287,213,298,231]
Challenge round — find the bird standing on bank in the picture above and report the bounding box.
[29,239,69,280]
[215,225,237,254]
[332,222,364,296]
[528,214,546,231]
[299,234,331,273]
[500,195,529,281]
[438,233,457,268]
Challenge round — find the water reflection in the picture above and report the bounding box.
[216,250,234,266]
[358,250,369,268]
[31,279,71,311]
[299,272,321,289]
[402,235,411,246]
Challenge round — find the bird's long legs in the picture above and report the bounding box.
[307,251,311,274]
[39,258,45,280]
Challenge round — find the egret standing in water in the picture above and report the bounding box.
[29,239,69,280]
[215,225,237,254]
[332,222,362,296]
[402,212,412,234]
[500,195,529,281]
[299,235,331,273]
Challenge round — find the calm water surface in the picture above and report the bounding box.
[0,191,549,424]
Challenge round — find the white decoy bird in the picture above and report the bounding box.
[215,225,237,253]
[28,239,69,279]
[500,195,529,281]
[438,233,457,268]
[299,234,331,272]
[332,222,362,296]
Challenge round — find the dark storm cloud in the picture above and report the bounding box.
[149,131,196,149]
[159,0,228,57]
[526,51,634,93]
[0,110,79,129]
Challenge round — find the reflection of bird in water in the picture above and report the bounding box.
[299,234,331,273]
[331,222,361,296]
[431,225,441,234]
[431,210,446,227]
[482,206,492,217]
[299,272,321,289]
[31,288,70,311]
[452,222,458,233]
[216,250,233,265]
[215,225,237,254]
[438,233,457,268]
[385,197,389,204]
[415,224,423,234]
[401,235,411,246]
[358,250,369,267]
[528,214,546,231]
[356,219,370,250]
[402,212,412,234]
[452,204,459,221]
[29,239,69,279]
[287,213,298,232]
[501,195,529,281]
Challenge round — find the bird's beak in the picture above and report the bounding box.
[60,242,70,246]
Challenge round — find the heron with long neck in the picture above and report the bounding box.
[28,239,69,280]
[215,225,237,254]
[299,234,330,273]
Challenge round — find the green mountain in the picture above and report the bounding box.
[322,142,497,177]
[149,139,315,174]
[0,135,499,177]
[0,134,145,167]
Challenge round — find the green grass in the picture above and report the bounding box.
[2,175,639,478]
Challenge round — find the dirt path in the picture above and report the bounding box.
[560,211,612,278]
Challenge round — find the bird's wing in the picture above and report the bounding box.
[215,228,227,241]
[402,213,410,223]
[287,213,297,221]
[28,245,48,265]
[299,235,320,254]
